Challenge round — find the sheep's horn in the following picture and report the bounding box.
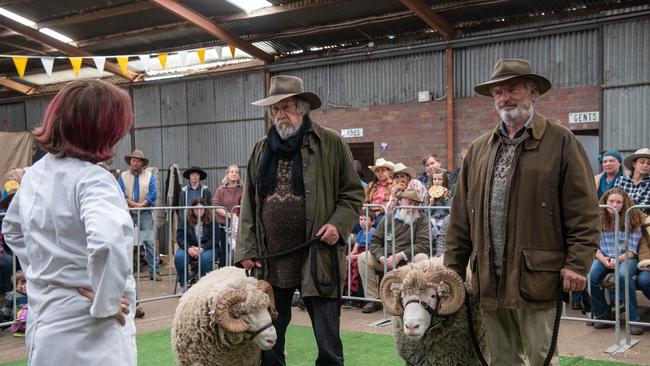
[379,270,403,316]
[427,268,465,316]
[257,280,278,320]
[215,289,249,333]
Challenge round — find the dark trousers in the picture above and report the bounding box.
[216,225,227,267]
[262,287,344,366]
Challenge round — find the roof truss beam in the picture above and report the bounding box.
[398,0,456,39]
[0,76,33,94]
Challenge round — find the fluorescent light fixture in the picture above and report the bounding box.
[225,0,272,12]
[39,28,73,43]
[0,7,35,27]
[144,74,186,82]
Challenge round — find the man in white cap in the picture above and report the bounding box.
[444,59,599,365]
[235,75,363,366]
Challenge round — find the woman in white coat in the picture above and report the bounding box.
[1,79,137,366]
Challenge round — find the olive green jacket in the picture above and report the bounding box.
[444,112,600,310]
[235,121,364,298]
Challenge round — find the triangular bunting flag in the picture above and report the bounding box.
[69,57,83,77]
[214,46,223,60]
[157,53,168,70]
[12,57,28,78]
[40,57,54,78]
[229,45,236,59]
[196,49,206,64]
[92,57,106,75]
[138,55,150,72]
[116,56,129,75]
[178,50,188,66]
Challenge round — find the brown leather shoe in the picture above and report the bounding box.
[135,307,145,318]
[630,326,644,335]
[361,301,382,313]
[150,275,162,281]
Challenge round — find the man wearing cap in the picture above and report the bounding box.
[385,162,429,213]
[444,59,599,365]
[615,148,650,214]
[359,188,430,313]
[118,149,160,281]
[235,75,363,366]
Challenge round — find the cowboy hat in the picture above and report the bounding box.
[397,188,425,204]
[183,166,207,180]
[368,158,395,172]
[474,58,552,97]
[252,75,322,110]
[124,149,149,166]
[391,163,416,179]
[624,148,650,171]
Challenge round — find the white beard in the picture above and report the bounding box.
[400,209,420,226]
[496,103,534,126]
[274,118,299,140]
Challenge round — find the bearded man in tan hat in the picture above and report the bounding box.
[118,149,160,281]
[359,188,430,313]
[235,75,363,366]
[444,59,600,365]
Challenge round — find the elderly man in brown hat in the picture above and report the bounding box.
[359,188,430,313]
[118,149,160,281]
[444,59,599,365]
[235,75,363,366]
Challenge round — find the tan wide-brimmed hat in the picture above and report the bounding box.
[474,58,552,97]
[124,149,149,166]
[624,148,650,171]
[252,75,322,110]
[397,188,425,204]
[368,158,395,172]
[392,163,416,179]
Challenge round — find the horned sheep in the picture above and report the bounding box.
[172,266,278,366]
[380,257,487,366]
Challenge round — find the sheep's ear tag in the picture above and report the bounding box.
[208,310,215,315]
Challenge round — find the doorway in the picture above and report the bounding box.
[348,142,374,183]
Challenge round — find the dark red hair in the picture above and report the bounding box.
[33,79,133,163]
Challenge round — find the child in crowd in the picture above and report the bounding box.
[343,212,376,309]
[589,188,646,335]
[428,168,452,230]
[2,271,28,336]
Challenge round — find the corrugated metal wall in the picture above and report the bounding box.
[277,51,447,108]
[0,102,26,132]
[602,18,650,154]
[454,29,600,98]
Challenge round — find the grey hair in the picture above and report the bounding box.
[524,79,539,101]
[267,97,310,117]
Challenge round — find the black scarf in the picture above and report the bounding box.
[256,115,311,200]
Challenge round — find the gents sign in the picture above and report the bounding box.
[569,111,599,124]
[341,128,364,138]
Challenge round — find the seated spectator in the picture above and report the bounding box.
[615,148,650,214]
[174,198,216,294]
[589,188,645,335]
[212,164,243,267]
[2,271,27,324]
[343,211,376,309]
[595,149,624,199]
[359,189,429,313]
[428,168,452,228]
[416,153,442,188]
[636,217,650,301]
[364,158,396,223]
[385,163,429,214]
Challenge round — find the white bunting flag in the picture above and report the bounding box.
[40,57,54,78]
[178,50,188,66]
[92,56,106,75]
[214,46,223,60]
[138,55,150,72]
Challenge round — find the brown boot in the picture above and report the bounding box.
[361,301,382,313]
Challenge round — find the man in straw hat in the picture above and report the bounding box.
[118,149,160,281]
[385,162,429,214]
[444,59,599,365]
[235,75,363,366]
[359,188,430,313]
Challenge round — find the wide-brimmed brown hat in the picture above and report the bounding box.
[368,158,395,172]
[474,58,552,97]
[397,189,425,204]
[183,166,207,180]
[124,149,149,166]
[392,163,416,179]
[252,75,321,110]
[624,148,650,171]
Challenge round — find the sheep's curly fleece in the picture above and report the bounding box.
[172,267,272,366]
[391,259,487,366]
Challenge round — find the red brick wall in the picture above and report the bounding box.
[311,85,601,171]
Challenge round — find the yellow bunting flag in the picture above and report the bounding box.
[116,56,129,75]
[158,53,168,70]
[12,57,28,78]
[69,57,83,77]
[196,49,206,64]
[229,45,236,59]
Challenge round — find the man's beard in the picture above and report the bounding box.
[496,102,533,126]
[401,209,420,225]
[274,118,299,140]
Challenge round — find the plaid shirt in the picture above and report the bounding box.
[599,229,642,257]
[614,175,650,212]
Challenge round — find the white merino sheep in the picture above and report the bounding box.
[379,258,487,366]
[172,266,278,366]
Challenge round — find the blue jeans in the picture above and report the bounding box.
[174,248,214,285]
[133,210,159,277]
[637,270,650,300]
[589,258,640,321]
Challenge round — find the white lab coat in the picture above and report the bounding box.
[1,154,136,366]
